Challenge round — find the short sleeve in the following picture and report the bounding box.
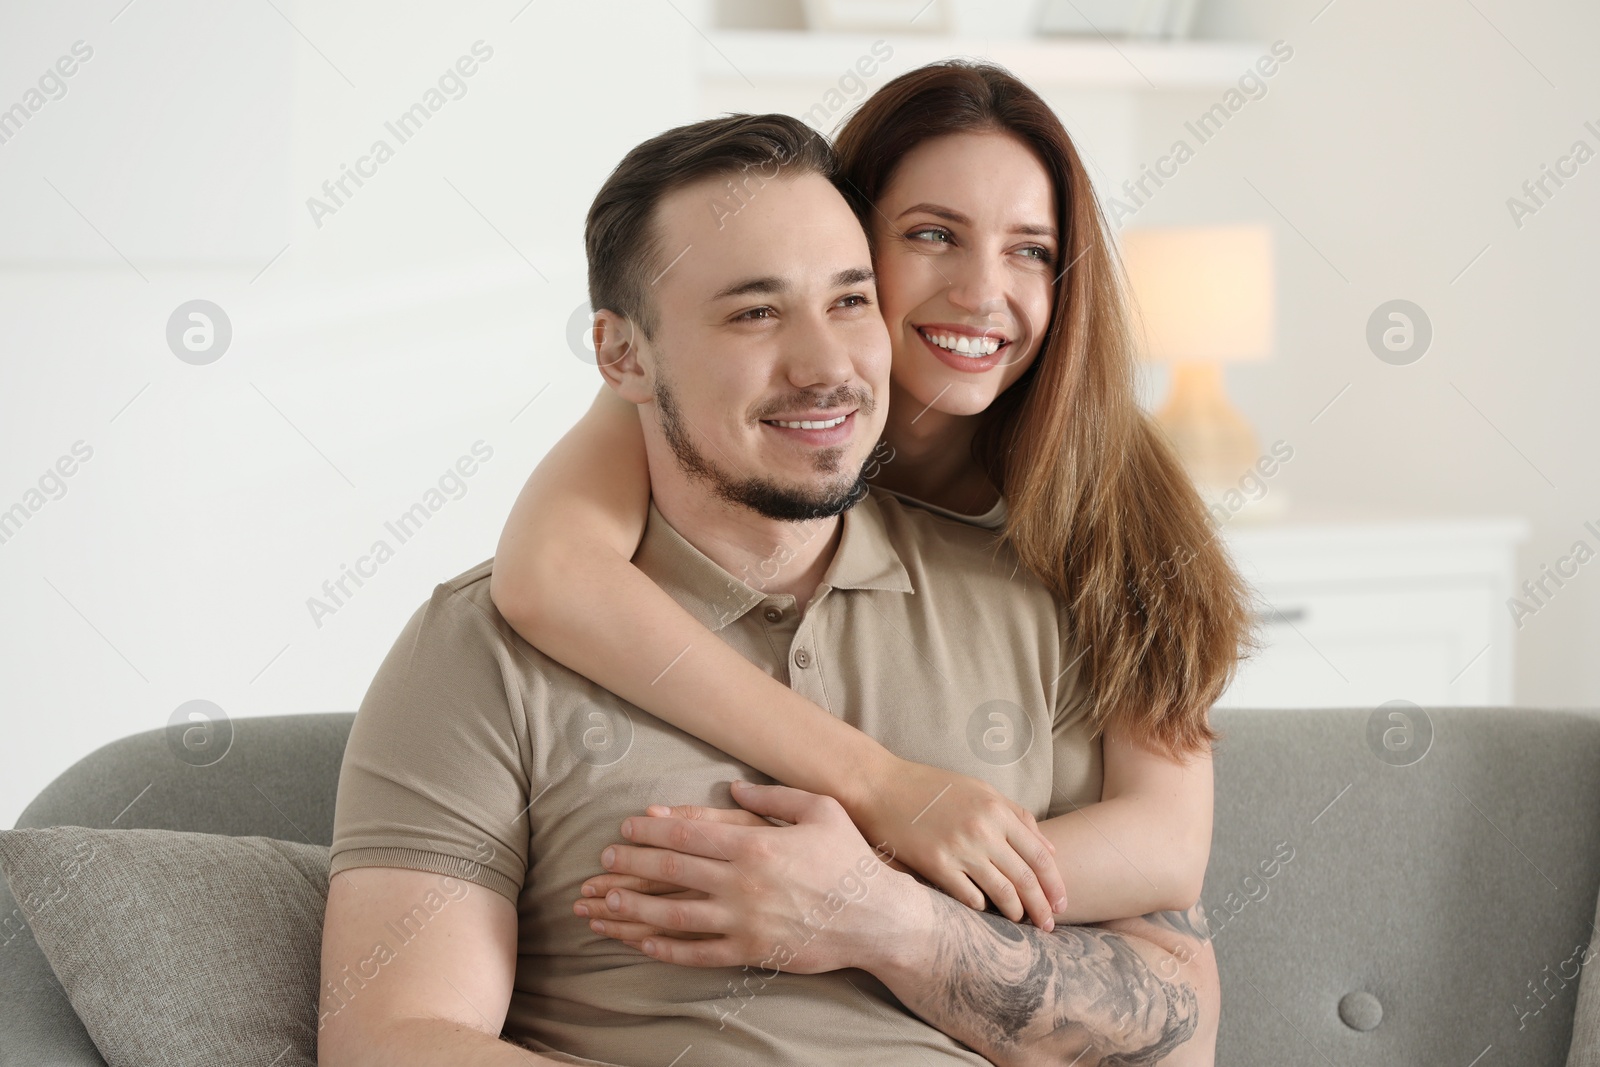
[1046,600,1103,818]
[329,581,533,905]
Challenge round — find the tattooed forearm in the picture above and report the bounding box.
[1140,900,1211,943]
[898,891,1199,1066]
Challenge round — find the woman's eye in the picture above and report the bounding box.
[905,227,952,244]
[1019,245,1054,262]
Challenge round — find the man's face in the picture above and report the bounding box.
[633,170,891,521]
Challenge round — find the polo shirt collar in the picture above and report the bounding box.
[636,490,914,633]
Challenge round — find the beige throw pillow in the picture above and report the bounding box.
[0,826,328,1067]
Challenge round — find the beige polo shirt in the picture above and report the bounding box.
[877,485,1007,530]
[329,487,1101,1066]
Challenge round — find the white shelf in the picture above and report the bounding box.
[1215,516,1530,708]
[1220,516,1533,581]
[697,30,1269,90]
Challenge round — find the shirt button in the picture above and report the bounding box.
[793,648,811,669]
[763,606,782,622]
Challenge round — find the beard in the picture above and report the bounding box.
[654,369,874,523]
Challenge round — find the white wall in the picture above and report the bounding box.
[0,0,701,828]
[2,0,1594,830]
[1139,0,1600,711]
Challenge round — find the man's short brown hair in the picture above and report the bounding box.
[585,113,839,338]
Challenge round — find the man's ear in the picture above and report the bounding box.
[593,310,651,404]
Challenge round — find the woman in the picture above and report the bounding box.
[493,60,1253,1060]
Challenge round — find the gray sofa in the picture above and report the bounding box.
[3,706,1598,1065]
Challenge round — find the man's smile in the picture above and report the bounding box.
[759,409,858,446]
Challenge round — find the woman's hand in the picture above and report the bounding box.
[848,756,1066,931]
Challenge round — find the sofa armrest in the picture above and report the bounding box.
[0,877,108,1067]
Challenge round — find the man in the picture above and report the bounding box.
[319,113,1215,1066]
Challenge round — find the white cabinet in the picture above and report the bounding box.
[1216,517,1530,708]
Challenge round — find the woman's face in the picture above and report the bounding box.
[871,130,1059,421]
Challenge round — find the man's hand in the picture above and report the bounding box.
[574,802,766,946]
[575,780,911,973]
[574,786,1214,1064]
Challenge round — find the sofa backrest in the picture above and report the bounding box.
[1206,706,1600,1065]
[4,707,1599,1066]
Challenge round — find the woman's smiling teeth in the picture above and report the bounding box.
[767,414,848,430]
[919,328,1004,357]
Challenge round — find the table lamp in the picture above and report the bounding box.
[1120,223,1283,520]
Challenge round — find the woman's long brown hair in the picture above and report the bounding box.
[834,61,1261,760]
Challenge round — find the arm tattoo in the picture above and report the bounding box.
[914,892,1199,1066]
[1139,900,1211,943]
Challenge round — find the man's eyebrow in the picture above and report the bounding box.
[896,201,1057,240]
[710,276,786,301]
[709,269,873,301]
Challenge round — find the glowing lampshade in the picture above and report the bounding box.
[1121,224,1278,513]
